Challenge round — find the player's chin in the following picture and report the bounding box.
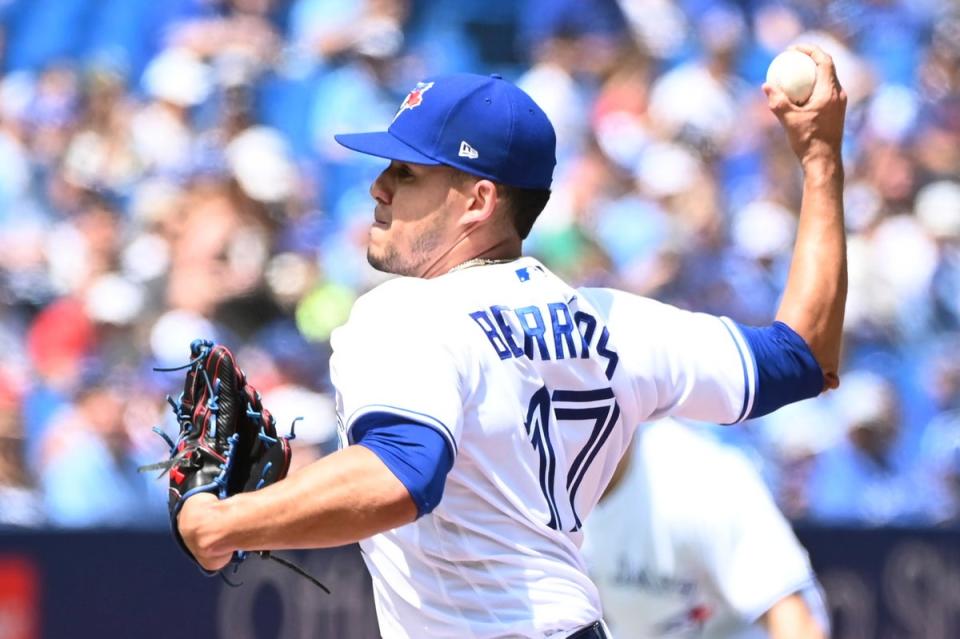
[367,244,398,274]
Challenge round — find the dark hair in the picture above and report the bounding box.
[497,183,552,240]
[451,169,551,240]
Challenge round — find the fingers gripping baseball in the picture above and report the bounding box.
[763,44,847,166]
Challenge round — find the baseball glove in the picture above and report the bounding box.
[144,339,327,591]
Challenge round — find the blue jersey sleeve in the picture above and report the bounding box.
[734,321,824,419]
[352,411,455,517]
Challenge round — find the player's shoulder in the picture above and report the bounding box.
[365,275,439,301]
[578,287,705,343]
[348,276,445,323]
[335,275,473,355]
[578,286,681,320]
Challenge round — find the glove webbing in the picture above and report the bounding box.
[143,349,331,593]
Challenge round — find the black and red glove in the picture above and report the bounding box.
[145,339,328,591]
[148,339,293,573]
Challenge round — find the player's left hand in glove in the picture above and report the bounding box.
[142,339,328,591]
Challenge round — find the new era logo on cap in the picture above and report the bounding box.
[334,73,557,190]
[459,141,479,160]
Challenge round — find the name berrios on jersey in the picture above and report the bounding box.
[329,257,755,639]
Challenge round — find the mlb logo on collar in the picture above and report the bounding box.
[516,265,545,282]
[393,82,435,121]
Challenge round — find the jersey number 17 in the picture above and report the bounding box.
[524,385,622,532]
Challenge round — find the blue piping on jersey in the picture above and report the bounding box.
[720,320,753,424]
[734,321,823,420]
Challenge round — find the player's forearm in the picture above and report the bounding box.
[186,445,417,558]
[775,155,846,390]
[762,593,828,639]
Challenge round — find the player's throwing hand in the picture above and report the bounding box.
[763,45,847,168]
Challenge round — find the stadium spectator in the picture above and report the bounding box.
[916,340,960,524]
[0,0,955,530]
[806,371,930,524]
[39,372,166,527]
[0,368,43,526]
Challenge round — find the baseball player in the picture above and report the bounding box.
[583,419,829,638]
[177,45,847,639]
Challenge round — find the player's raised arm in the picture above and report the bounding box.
[580,47,846,427]
[765,44,848,390]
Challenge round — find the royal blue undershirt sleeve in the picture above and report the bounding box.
[734,320,824,420]
[351,411,455,518]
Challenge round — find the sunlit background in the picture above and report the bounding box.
[0,0,958,637]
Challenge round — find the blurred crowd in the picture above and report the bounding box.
[0,0,958,529]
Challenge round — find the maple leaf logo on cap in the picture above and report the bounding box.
[393,81,434,121]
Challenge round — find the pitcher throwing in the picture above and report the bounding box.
[177,46,847,639]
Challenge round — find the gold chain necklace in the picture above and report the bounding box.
[446,257,517,274]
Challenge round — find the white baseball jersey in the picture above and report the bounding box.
[329,257,756,639]
[582,420,827,639]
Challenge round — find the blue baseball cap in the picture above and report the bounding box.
[335,73,556,190]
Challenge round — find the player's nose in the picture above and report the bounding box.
[370,170,392,205]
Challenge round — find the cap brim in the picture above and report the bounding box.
[334,131,441,165]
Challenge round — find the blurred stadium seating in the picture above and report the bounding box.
[0,0,958,636]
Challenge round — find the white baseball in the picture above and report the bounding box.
[766,50,817,105]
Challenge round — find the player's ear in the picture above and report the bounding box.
[460,179,499,226]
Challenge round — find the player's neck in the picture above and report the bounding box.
[446,256,519,274]
[419,236,522,279]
